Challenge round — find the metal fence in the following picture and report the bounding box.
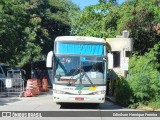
[0,78,25,97]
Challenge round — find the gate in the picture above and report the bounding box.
[0,78,25,97]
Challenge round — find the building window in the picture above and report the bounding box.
[112,51,120,68]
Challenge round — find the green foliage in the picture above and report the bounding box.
[117,0,160,54]
[115,76,133,106]
[128,43,160,104]
[0,0,79,66]
[71,0,160,54]
[148,98,160,109]
[71,3,120,38]
[0,0,27,65]
[115,44,160,108]
[1,0,159,67]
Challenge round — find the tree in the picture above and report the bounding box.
[117,0,160,54]
[0,0,79,66]
[99,0,117,4]
[20,0,79,66]
[0,0,27,64]
[128,43,160,105]
[71,3,120,38]
[71,0,160,54]
[99,0,107,3]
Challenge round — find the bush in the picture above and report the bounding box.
[128,43,160,105]
[115,43,160,108]
[149,97,160,109]
[115,76,133,106]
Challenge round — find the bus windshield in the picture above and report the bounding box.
[54,55,106,86]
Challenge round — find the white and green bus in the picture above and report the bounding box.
[46,36,108,106]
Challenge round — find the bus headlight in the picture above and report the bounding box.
[93,90,105,95]
[54,90,66,94]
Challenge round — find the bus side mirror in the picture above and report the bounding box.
[46,51,54,68]
[107,53,113,69]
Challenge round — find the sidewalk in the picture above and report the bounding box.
[0,89,60,111]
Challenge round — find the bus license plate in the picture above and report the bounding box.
[75,97,84,101]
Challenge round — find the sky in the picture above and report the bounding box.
[71,0,125,10]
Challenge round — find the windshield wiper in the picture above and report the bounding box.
[72,67,95,87]
[68,67,95,87]
[67,67,80,86]
[81,68,95,87]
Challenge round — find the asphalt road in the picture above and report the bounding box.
[0,90,159,120]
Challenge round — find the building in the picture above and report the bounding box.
[106,30,133,78]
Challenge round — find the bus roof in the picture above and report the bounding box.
[55,36,105,44]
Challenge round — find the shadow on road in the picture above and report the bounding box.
[0,97,21,106]
[60,100,123,110]
[60,103,100,109]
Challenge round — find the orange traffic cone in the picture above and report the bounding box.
[37,79,41,92]
[41,78,48,92]
[24,79,34,97]
[32,78,40,96]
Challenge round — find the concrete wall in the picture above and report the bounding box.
[106,38,133,52]
[106,38,133,78]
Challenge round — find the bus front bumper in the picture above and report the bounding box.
[53,94,105,103]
